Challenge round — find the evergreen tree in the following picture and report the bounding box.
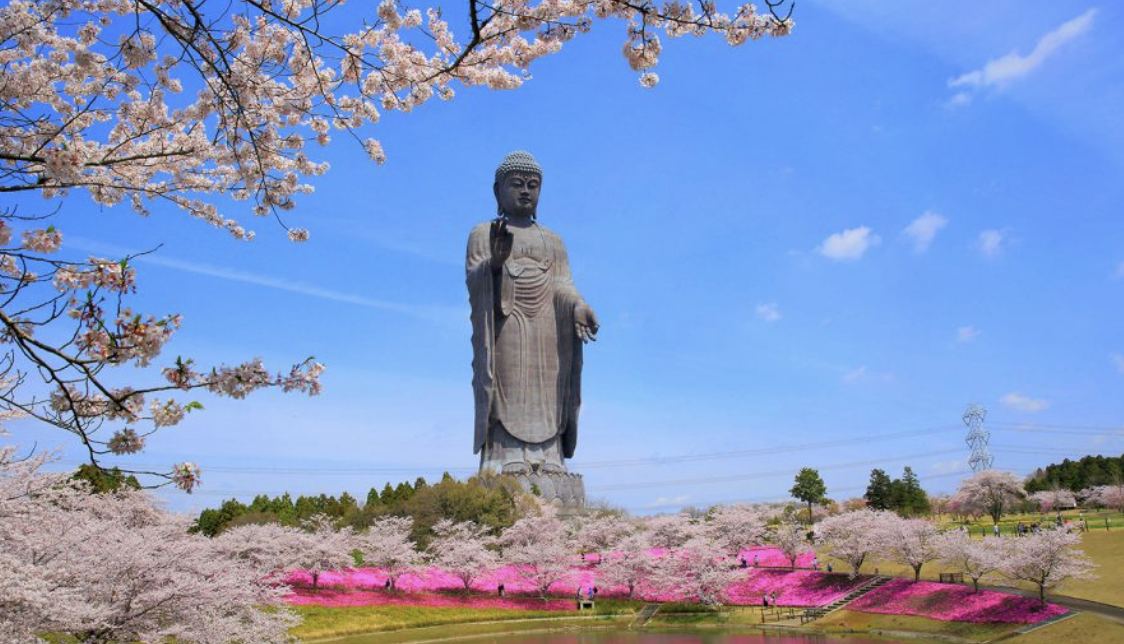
[366,487,383,509]
[790,467,827,524]
[897,466,930,516]
[864,468,893,510]
[380,483,396,505]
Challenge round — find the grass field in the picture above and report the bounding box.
[1011,613,1124,644]
[813,609,1021,642]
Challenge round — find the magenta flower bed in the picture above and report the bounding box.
[727,570,871,607]
[287,587,576,611]
[738,546,816,569]
[847,579,1067,624]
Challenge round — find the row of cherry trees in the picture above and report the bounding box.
[815,508,1096,603]
[940,470,1124,523]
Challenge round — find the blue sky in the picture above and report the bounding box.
[10,0,1124,514]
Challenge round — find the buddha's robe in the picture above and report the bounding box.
[466,220,585,470]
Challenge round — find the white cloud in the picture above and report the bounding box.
[755,302,782,322]
[902,211,948,254]
[1114,261,1124,280]
[67,236,463,324]
[931,460,967,476]
[948,9,1097,103]
[1001,392,1050,413]
[1112,353,1124,374]
[944,92,972,109]
[842,366,868,384]
[977,229,1007,258]
[956,326,980,343]
[817,226,881,261]
[646,494,690,509]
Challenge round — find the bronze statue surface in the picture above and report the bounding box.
[465,152,597,504]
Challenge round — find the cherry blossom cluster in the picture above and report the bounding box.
[0,219,325,491]
[0,449,298,644]
[0,0,791,239]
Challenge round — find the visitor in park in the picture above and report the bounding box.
[762,592,770,607]
[811,555,818,570]
[498,583,505,597]
[827,562,833,573]
[771,591,778,606]
[740,557,747,568]
[993,524,1000,537]
[754,554,759,567]
[384,579,391,590]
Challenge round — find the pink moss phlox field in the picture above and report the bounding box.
[737,546,816,569]
[286,588,576,610]
[285,547,859,609]
[847,579,1068,624]
[727,570,871,607]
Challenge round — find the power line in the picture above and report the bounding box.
[587,447,966,492]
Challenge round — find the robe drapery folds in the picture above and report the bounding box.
[466,221,584,460]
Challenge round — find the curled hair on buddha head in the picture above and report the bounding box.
[494,151,543,218]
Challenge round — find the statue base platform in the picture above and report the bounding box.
[511,470,585,507]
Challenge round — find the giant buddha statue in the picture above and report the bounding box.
[465,151,598,505]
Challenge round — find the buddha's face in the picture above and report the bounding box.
[495,171,541,220]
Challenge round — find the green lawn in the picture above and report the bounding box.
[1009,613,1124,644]
[292,602,640,641]
[813,609,1022,643]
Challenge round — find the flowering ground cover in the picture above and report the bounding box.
[286,546,861,609]
[738,546,816,569]
[727,570,870,607]
[286,588,575,611]
[847,579,1067,624]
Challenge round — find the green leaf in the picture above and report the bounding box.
[184,401,205,413]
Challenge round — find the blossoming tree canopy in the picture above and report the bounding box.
[0,447,298,644]
[356,515,423,589]
[954,470,1025,525]
[0,0,794,237]
[997,527,1097,605]
[427,519,498,590]
[815,508,897,578]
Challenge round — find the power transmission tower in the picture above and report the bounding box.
[963,403,993,472]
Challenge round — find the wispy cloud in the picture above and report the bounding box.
[931,460,966,476]
[977,229,1008,258]
[646,494,690,509]
[956,326,981,343]
[1001,391,1050,413]
[66,237,464,324]
[841,366,895,385]
[817,226,881,261]
[1114,261,1124,280]
[902,211,948,254]
[1112,353,1124,374]
[947,9,1097,106]
[842,366,868,384]
[755,302,782,322]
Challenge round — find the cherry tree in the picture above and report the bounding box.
[574,512,634,563]
[1029,489,1077,514]
[954,471,1025,525]
[772,520,809,569]
[935,531,1002,592]
[499,507,575,599]
[596,531,656,599]
[0,0,793,233]
[649,534,742,605]
[885,517,939,582]
[213,521,308,576]
[1079,484,1124,512]
[357,515,422,590]
[814,509,895,578]
[427,518,498,591]
[294,514,355,591]
[997,527,1097,605]
[644,512,698,549]
[0,446,298,644]
[705,503,767,560]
